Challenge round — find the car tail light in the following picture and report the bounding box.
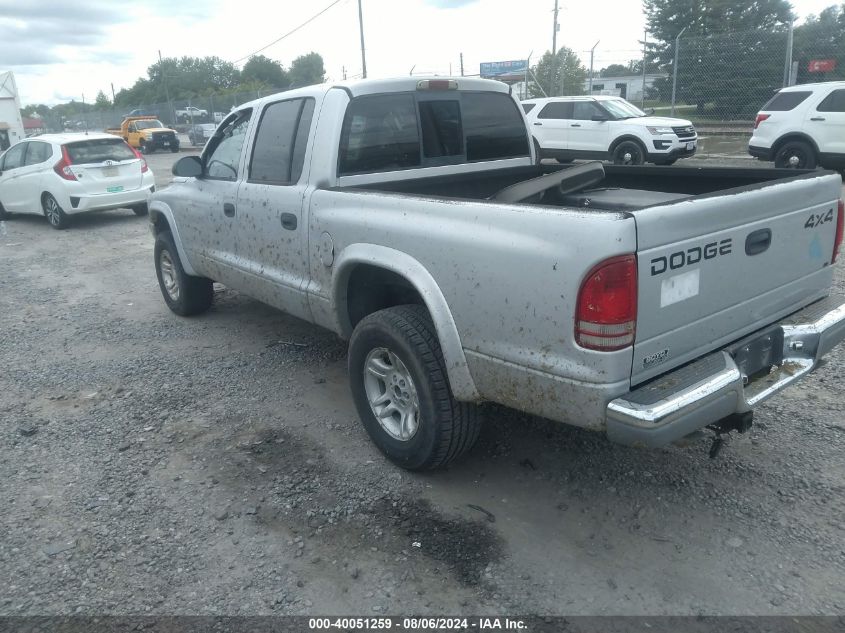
[833,199,844,265]
[130,145,149,173]
[53,146,77,181]
[754,113,770,129]
[575,255,637,351]
[416,79,458,91]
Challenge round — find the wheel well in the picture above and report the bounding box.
[150,211,171,236]
[772,133,820,157]
[610,135,647,154]
[345,265,426,330]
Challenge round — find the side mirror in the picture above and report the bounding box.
[172,155,203,178]
[647,108,655,115]
[591,115,609,122]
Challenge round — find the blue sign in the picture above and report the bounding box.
[480,60,528,78]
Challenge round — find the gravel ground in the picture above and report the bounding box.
[1,152,844,616]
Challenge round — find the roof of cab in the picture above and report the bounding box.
[20,132,121,145]
[236,76,511,111]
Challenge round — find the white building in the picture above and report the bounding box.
[0,71,25,151]
[583,73,666,102]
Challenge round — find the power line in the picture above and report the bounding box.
[233,0,345,65]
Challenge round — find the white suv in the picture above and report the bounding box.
[749,81,845,170]
[522,96,698,166]
[0,133,155,229]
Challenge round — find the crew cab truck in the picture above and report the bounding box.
[106,116,179,154]
[149,77,845,470]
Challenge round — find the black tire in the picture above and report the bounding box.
[154,230,213,316]
[348,304,481,470]
[533,138,543,165]
[170,145,179,153]
[774,140,817,169]
[132,203,149,216]
[555,158,574,164]
[141,141,154,155]
[611,140,646,165]
[42,193,69,230]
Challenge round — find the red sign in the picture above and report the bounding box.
[808,59,836,73]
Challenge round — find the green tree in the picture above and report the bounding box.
[94,90,111,109]
[600,63,631,77]
[288,52,325,88]
[644,0,794,118]
[241,55,289,89]
[529,47,587,98]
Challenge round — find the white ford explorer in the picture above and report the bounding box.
[523,96,698,166]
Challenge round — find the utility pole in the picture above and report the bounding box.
[159,50,173,124]
[588,40,599,94]
[552,0,559,56]
[110,82,116,103]
[641,29,647,107]
[783,19,795,87]
[460,53,464,77]
[670,26,686,117]
[342,66,347,80]
[358,0,367,79]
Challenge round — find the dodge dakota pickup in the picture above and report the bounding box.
[148,77,845,470]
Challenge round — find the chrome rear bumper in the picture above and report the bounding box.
[607,295,845,447]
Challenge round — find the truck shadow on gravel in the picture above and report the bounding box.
[209,425,504,589]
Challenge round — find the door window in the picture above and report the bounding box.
[461,92,529,161]
[571,101,605,120]
[1,143,26,170]
[204,110,252,181]
[23,141,51,165]
[817,89,845,113]
[537,102,572,119]
[762,91,811,111]
[249,97,315,185]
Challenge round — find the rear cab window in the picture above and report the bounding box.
[66,138,136,164]
[762,91,812,111]
[338,90,529,176]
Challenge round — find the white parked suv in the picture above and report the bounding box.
[0,133,155,229]
[522,96,698,165]
[749,81,845,170]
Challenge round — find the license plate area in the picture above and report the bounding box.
[686,141,696,150]
[728,327,784,383]
[102,166,119,177]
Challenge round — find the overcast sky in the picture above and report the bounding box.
[1,0,836,106]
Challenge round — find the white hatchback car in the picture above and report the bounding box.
[0,133,155,229]
[749,81,845,170]
[522,96,698,166]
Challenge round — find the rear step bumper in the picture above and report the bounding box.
[606,295,845,447]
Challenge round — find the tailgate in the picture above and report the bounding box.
[631,172,842,385]
[72,159,144,193]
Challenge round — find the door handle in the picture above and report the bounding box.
[533,122,543,126]
[281,213,298,230]
[810,117,826,121]
[745,228,772,256]
[223,202,235,217]
[570,123,582,127]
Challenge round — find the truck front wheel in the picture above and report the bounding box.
[154,230,213,316]
[348,304,481,470]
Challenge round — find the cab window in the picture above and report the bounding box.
[817,89,845,113]
[204,109,252,181]
[24,141,52,165]
[571,101,605,120]
[249,98,315,185]
[537,102,572,119]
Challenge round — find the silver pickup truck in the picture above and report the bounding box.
[149,77,845,470]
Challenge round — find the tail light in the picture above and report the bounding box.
[754,113,770,129]
[53,146,77,181]
[575,255,637,351]
[416,79,458,91]
[833,199,844,265]
[130,145,149,173]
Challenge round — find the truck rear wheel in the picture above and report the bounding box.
[348,304,481,470]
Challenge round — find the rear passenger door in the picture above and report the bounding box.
[809,88,845,159]
[532,102,571,151]
[234,97,316,321]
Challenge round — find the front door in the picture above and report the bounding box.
[0,142,29,211]
[809,87,845,159]
[176,109,253,284]
[233,97,316,321]
[567,101,611,154]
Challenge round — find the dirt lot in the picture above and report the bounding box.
[1,151,844,616]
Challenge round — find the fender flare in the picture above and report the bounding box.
[332,243,481,402]
[609,134,648,155]
[148,200,199,276]
[772,132,821,157]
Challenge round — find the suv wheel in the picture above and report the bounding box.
[348,305,481,470]
[612,140,646,165]
[154,230,213,316]
[774,140,816,169]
